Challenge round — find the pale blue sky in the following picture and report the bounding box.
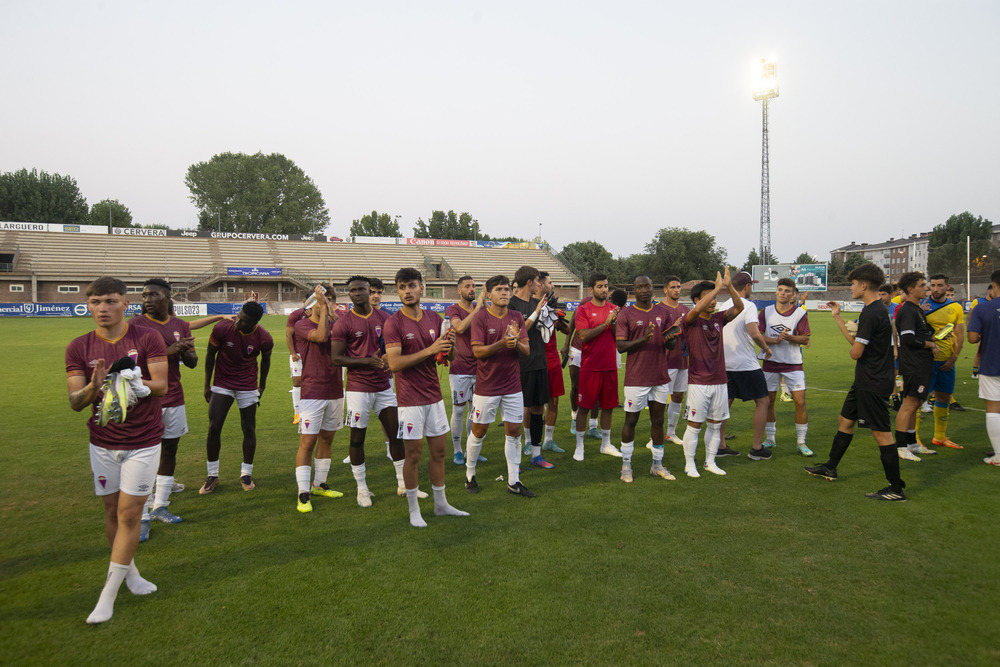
[2,1,997,266]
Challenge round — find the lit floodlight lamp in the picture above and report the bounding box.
[753,58,779,101]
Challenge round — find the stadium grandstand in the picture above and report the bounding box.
[0,228,582,310]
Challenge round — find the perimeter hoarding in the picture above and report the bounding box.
[752,263,828,292]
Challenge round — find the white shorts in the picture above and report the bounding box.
[398,401,449,440]
[289,354,302,378]
[765,370,807,393]
[667,368,689,394]
[161,405,189,439]
[448,374,476,405]
[623,384,671,412]
[471,392,524,425]
[89,444,160,497]
[979,375,1000,401]
[345,388,397,429]
[569,347,581,368]
[298,397,345,434]
[684,383,730,423]
[211,386,260,409]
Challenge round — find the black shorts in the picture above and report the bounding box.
[726,369,768,402]
[840,385,891,432]
[520,368,550,408]
[901,370,933,401]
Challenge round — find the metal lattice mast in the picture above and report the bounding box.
[753,58,778,262]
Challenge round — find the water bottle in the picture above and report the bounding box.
[304,285,326,310]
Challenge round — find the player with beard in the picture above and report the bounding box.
[918,274,965,449]
[616,274,679,482]
[464,275,535,497]
[539,271,568,453]
[661,275,690,445]
[892,272,939,461]
[201,301,272,495]
[444,275,486,465]
[510,265,555,469]
[384,268,468,527]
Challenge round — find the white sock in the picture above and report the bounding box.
[576,431,585,450]
[295,466,311,494]
[433,484,469,516]
[682,424,701,466]
[667,402,682,436]
[505,435,521,485]
[313,458,331,487]
[86,562,129,624]
[125,559,157,595]
[652,444,664,463]
[465,434,484,480]
[524,430,532,448]
[240,462,253,477]
[207,460,220,477]
[987,413,1000,456]
[351,463,368,491]
[704,422,722,465]
[544,425,554,443]
[795,423,808,445]
[393,459,405,487]
[532,445,541,458]
[291,386,301,413]
[601,429,611,447]
[621,441,634,466]
[589,417,599,430]
[765,421,776,441]
[571,409,578,421]
[153,475,172,510]
[406,488,426,527]
[450,404,467,453]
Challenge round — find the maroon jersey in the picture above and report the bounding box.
[294,318,343,400]
[286,307,308,355]
[684,312,728,385]
[445,302,477,376]
[208,320,273,391]
[662,302,690,370]
[470,307,527,396]
[129,313,192,408]
[384,309,445,407]
[65,324,167,450]
[331,307,391,393]
[616,303,671,387]
[574,300,617,371]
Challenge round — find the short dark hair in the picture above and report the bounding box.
[847,263,885,290]
[456,275,473,286]
[345,275,370,287]
[87,276,127,297]
[991,269,1000,287]
[777,277,795,290]
[320,283,336,302]
[241,300,264,324]
[878,284,892,294]
[609,289,628,308]
[513,266,540,288]
[485,274,510,293]
[633,274,652,285]
[369,277,385,291]
[663,275,680,286]
[538,271,550,281]
[897,271,925,295]
[144,278,171,292]
[395,268,423,286]
[928,273,949,283]
[589,272,608,288]
[690,280,715,302]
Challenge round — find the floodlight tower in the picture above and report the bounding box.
[753,58,779,262]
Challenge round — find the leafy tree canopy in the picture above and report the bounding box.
[928,211,993,249]
[350,210,401,237]
[0,168,88,224]
[90,199,133,228]
[643,228,728,283]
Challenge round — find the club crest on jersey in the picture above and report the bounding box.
[247,345,255,354]
[98,475,107,489]
[304,419,310,429]
[375,326,382,337]
[407,422,414,434]
[475,409,481,420]
[128,348,139,363]
[627,399,633,408]
[429,329,436,340]
[655,317,662,327]
[174,331,181,341]
[354,412,361,423]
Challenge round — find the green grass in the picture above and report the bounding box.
[1,314,998,665]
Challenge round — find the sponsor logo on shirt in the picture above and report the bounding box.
[353,331,363,337]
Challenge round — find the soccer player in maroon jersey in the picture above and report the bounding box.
[616,275,680,482]
[293,285,346,512]
[201,301,273,494]
[573,273,623,461]
[465,274,535,497]
[332,276,414,507]
[66,276,168,624]
[661,275,690,445]
[680,268,743,477]
[384,268,468,527]
[444,275,486,464]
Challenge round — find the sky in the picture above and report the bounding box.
[2,1,998,266]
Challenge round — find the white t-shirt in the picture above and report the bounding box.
[718,298,762,372]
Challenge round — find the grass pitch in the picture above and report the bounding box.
[1,314,997,665]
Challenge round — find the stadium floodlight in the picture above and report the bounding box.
[753,57,779,262]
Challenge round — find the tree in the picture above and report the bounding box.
[412,210,482,239]
[559,241,615,283]
[927,212,996,281]
[0,168,88,224]
[90,199,133,228]
[186,152,329,235]
[350,210,401,237]
[792,251,816,264]
[643,228,727,282]
[928,211,993,248]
